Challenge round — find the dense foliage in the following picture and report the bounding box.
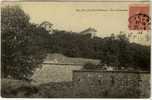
[1,6,50,80]
[48,30,150,70]
[1,6,150,81]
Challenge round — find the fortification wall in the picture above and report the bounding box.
[73,70,150,98]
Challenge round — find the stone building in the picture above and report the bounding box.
[40,21,53,34]
[31,53,100,84]
[80,27,97,38]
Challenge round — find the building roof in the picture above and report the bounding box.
[80,27,97,35]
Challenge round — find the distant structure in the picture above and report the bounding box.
[40,21,53,34]
[126,32,150,46]
[80,27,97,38]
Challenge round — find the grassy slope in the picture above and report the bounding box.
[43,53,100,64]
[1,78,73,98]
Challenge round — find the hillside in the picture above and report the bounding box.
[43,53,100,65]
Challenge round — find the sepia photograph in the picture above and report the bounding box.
[1,0,151,98]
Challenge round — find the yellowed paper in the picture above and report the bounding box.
[1,0,151,98]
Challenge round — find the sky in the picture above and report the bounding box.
[2,1,151,45]
[21,2,129,36]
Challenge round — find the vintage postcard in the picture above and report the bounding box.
[1,0,151,98]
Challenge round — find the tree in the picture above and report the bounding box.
[1,6,48,80]
[48,30,150,71]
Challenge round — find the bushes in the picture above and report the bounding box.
[1,79,73,98]
[1,79,38,98]
[83,62,98,69]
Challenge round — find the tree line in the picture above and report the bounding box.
[47,30,150,71]
[1,6,150,80]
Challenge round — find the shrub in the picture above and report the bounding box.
[83,62,98,69]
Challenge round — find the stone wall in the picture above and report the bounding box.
[73,70,150,98]
[32,64,82,85]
